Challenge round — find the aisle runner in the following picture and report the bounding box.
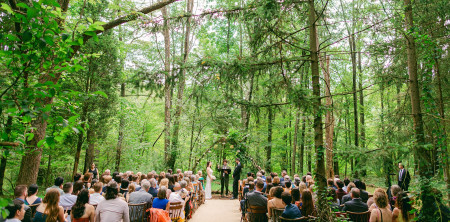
[189,199,241,222]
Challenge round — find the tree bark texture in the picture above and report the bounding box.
[292,109,300,175]
[161,5,172,167]
[322,55,334,179]
[115,83,125,172]
[309,0,329,219]
[349,34,359,178]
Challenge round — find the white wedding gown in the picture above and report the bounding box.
[205,167,213,199]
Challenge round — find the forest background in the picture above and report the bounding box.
[0,0,448,220]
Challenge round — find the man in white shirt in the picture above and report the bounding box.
[89,182,105,205]
[59,183,77,211]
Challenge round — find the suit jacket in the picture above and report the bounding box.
[342,198,368,213]
[247,191,267,208]
[398,168,411,187]
[217,165,231,179]
[360,190,369,203]
[281,204,302,219]
[233,163,242,179]
[341,194,352,205]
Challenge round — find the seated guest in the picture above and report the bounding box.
[267,186,285,219]
[46,177,64,195]
[5,199,26,222]
[369,188,392,222]
[25,184,42,205]
[265,176,273,195]
[13,185,31,222]
[152,187,170,211]
[72,181,84,196]
[119,179,129,198]
[159,178,169,191]
[34,189,67,222]
[95,181,129,221]
[71,189,95,222]
[126,183,135,202]
[148,178,158,197]
[389,185,402,211]
[335,180,347,203]
[281,192,302,219]
[101,176,112,193]
[291,188,301,207]
[89,182,105,205]
[301,190,316,217]
[129,180,153,208]
[73,173,82,183]
[83,173,92,189]
[327,178,337,189]
[167,175,175,192]
[272,176,281,187]
[354,179,369,203]
[60,183,78,211]
[342,188,368,213]
[246,180,268,221]
[343,178,350,191]
[327,188,340,211]
[131,175,141,191]
[341,182,356,205]
[392,192,412,222]
[284,181,292,193]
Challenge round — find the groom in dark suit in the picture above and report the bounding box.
[398,162,411,191]
[231,158,242,200]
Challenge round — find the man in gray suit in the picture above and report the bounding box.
[247,179,267,207]
[129,180,153,210]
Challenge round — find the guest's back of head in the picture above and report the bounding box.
[281,192,292,205]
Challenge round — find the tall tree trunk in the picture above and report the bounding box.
[299,115,306,175]
[322,55,334,179]
[308,0,329,218]
[358,51,366,176]
[169,0,193,169]
[349,34,359,178]
[0,116,13,195]
[83,119,95,174]
[115,83,125,172]
[73,103,88,178]
[161,5,172,167]
[403,0,433,219]
[434,55,450,202]
[266,106,274,173]
[292,109,300,175]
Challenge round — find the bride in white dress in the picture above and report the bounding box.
[205,161,215,199]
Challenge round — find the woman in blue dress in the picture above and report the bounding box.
[152,187,170,211]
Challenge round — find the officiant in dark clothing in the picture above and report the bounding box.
[231,158,242,200]
[217,159,232,197]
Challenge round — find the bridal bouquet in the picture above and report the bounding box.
[212,175,216,180]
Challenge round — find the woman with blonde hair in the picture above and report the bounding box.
[369,188,392,222]
[33,189,67,222]
[126,183,136,202]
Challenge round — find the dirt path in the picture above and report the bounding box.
[190,199,242,222]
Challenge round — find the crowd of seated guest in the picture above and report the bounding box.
[2,166,207,222]
[238,170,434,222]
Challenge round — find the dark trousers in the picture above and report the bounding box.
[398,181,409,191]
[233,178,239,198]
[221,177,229,195]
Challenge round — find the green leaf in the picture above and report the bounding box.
[46,137,55,148]
[22,30,32,42]
[54,136,64,142]
[26,133,34,141]
[68,115,78,123]
[37,139,45,147]
[94,91,108,98]
[87,17,93,23]
[1,3,13,14]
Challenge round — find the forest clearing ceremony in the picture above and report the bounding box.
[0,0,449,221]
